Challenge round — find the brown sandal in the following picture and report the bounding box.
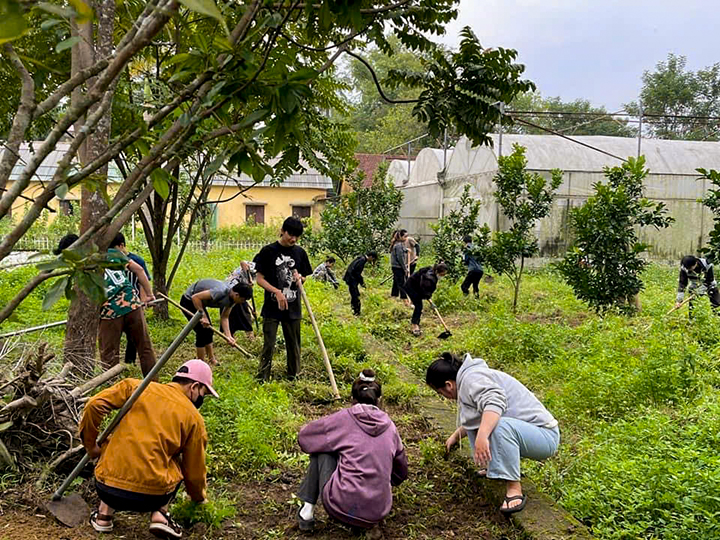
[90,510,114,532]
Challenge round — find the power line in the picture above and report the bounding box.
[509,117,627,163]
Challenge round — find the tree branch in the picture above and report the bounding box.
[0,270,71,326]
[0,44,36,195]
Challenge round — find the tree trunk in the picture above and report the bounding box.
[152,268,170,320]
[512,255,525,313]
[63,0,116,368]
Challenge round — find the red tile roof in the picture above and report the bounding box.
[354,153,408,187]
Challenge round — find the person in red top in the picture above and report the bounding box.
[80,360,218,539]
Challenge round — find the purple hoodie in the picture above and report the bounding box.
[298,403,408,528]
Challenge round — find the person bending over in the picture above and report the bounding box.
[343,251,378,316]
[180,279,252,365]
[403,262,448,336]
[676,255,720,313]
[226,261,257,340]
[312,257,340,289]
[426,353,560,515]
[296,369,408,535]
[81,360,218,539]
[460,235,484,297]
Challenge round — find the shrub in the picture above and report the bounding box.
[557,156,673,313]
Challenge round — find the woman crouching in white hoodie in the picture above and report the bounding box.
[425,352,560,514]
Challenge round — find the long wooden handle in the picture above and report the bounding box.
[428,300,450,332]
[665,293,695,316]
[159,292,251,358]
[298,281,340,399]
[53,310,203,501]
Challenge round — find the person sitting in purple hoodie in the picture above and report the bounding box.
[295,369,408,535]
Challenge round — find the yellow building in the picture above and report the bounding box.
[206,159,333,227]
[4,144,332,228]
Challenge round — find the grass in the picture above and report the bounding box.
[3,247,720,538]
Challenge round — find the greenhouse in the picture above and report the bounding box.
[399,134,720,259]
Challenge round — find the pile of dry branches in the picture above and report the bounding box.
[0,341,125,480]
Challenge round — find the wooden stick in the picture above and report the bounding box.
[298,280,340,399]
[158,292,251,358]
[665,294,695,316]
[69,364,127,399]
[428,299,451,333]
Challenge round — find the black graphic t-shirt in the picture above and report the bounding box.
[254,241,312,320]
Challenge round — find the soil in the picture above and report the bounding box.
[0,403,522,540]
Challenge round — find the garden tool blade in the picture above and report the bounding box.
[46,492,90,527]
[438,330,453,340]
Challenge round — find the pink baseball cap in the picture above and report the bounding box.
[174,359,219,398]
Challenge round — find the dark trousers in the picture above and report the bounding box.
[99,308,156,377]
[461,269,484,296]
[96,480,178,513]
[258,317,301,381]
[348,281,361,315]
[229,302,253,334]
[405,287,424,325]
[180,295,213,348]
[689,287,720,315]
[297,453,338,505]
[391,267,407,299]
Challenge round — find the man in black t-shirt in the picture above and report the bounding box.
[253,217,313,381]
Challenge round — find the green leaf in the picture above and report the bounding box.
[178,0,229,35]
[0,1,28,44]
[37,2,75,18]
[0,421,13,433]
[67,0,93,23]
[40,19,62,31]
[36,258,68,272]
[55,183,69,200]
[43,276,69,311]
[78,272,106,305]
[55,36,81,53]
[151,168,170,200]
[237,109,269,130]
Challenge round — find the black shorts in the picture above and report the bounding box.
[95,480,179,512]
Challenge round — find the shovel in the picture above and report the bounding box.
[159,292,252,358]
[427,299,453,340]
[298,279,341,400]
[46,310,203,527]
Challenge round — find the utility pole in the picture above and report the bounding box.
[637,101,643,158]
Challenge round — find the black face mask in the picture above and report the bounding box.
[192,387,205,409]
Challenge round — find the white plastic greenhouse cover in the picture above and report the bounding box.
[387,159,413,187]
[407,148,454,186]
[446,134,720,177]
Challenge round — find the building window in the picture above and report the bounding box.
[292,205,311,219]
[245,205,265,225]
[59,200,74,216]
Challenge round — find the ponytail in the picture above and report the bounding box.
[425,352,464,389]
[389,229,408,251]
[351,368,382,406]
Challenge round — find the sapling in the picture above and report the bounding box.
[483,144,563,312]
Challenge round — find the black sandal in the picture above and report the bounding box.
[499,494,527,515]
[149,509,183,539]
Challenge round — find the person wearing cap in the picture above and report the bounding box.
[79,360,218,539]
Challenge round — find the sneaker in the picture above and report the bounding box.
[149,512,183,539]
[297,507,315,532]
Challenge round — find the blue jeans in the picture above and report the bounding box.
[466,417,560,481]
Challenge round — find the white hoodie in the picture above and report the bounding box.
[456,354,558,431]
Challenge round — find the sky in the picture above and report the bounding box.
[437,0,720,111]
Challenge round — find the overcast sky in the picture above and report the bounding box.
[437,0,719,111]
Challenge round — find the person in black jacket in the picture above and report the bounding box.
[403,262,448,336]
[676,255,720,313]
[343,251,378,316]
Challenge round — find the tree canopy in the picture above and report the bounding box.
[625,53,720,141]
